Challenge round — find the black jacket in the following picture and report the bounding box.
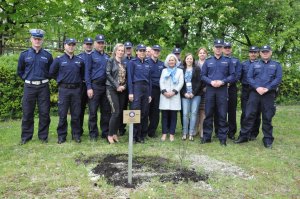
[180,66,204,97]
[106,58,127,89]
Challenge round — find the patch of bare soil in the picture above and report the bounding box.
[76,154,208,189]
[189,155,254,180]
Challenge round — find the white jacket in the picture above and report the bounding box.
[159,68,184,110]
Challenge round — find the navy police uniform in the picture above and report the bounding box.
[201,39,235,144]
[50,38,85,143]
[237,45,282,147]
[240,46,261,139]
[85,35,111,140]
[127,44,152,143]
[17,29,53,144]
[148,45,164,138]
[77,37,93,136]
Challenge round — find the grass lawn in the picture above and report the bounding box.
[0,105,299,198]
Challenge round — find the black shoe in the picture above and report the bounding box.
[74,138,81,143]
[220,140,227,146]
[228,135,235,140]
[101,134,107,139]
[119,130,126,136]
[19,139,28,145]
[40,139,48,143]
[249,136,257,141]
[200,139,211,144]
[234,137,249,144]
[264,143,272,149]
[57,139,66,144]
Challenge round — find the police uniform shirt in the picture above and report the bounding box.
[127,57,152,95]
[226,56,242,83]
[201,55,235,85]
[50,53,84,84]
[148,58,164,88]
[247,59,282,91]
[77,51,93,81]
[85,50,110,89]
[17,47,53,80]
[240,59,257,85]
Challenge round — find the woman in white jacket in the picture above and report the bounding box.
[159,54,184,141]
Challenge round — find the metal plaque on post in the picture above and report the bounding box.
[123,110,141,185]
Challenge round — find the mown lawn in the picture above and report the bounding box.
[0,106,299,198]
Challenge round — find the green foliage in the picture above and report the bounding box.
[0,55,58,120]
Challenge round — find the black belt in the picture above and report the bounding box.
[59,83,81,89]
[92,78,106,85]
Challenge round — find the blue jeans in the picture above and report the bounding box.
[182,96,201,135]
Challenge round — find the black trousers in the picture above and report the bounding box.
[161,110,178,135]
[106,86,128,136]
[118,89,128,134]
[21,83,50,141]
[148,86,161,137]
[57,87,81,140]
[131,82,150,141]
[88,83,111,138]
[240,91,276,145]
[203,86,228,141]
[79,82,88,136]
[240,85,261,138]
[227,84,237,137]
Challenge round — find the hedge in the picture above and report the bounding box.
[0,54,299,120]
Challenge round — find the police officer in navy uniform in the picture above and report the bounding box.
[77,37,94,136]
[222,42,242,140]
[17,29,53,144]
[172,48,183,68]
[201,39,235,146]
[235,45,282,148]
[85,34,111,141]
[127,44,152,143]
[240,46,261,140]
[50,38,84,144]
[148,45,164,138]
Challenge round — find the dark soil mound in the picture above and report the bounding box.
[77,153,208,188]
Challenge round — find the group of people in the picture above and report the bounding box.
[17,29,282,148]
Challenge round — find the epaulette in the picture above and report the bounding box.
[206,56,212,60]
[44,49,51,54]
[20,49,28,54]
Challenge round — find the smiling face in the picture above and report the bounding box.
[223,47,232,56]
[168,56,177,68]
[185,54,194,67]
[94,41,105,52]
[115,46,125,59]
[213,46,223,56]
[64,43,76,54]
[137,49,146,59]
[83,43,93,52]
[260,50,272,61]
[198,49,207,61]
[249,51,259,61]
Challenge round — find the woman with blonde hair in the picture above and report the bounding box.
[159,54,184,141]
[195,47,208,138]
[106,43,127,144]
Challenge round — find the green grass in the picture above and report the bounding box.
[0,106,299,198]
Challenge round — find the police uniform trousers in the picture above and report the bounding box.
[21,83,50,141]
[88,81,111,139]
[203,85,228,141]
[148,86,161,137]
[240,84,261,138]
[57,86,81,140]
[106,86,128,136]
[79,82,88,136]
[131,81,150,141]
[227,83,238,137]
[240,90,276,145]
